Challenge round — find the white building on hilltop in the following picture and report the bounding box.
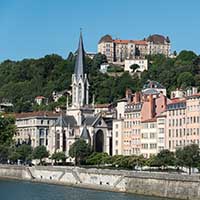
[124,58,148,73]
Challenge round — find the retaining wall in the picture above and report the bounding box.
[0,165,200,200]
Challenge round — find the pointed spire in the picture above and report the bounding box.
[74,30,85,80]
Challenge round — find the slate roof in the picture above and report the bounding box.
[98,34,113,44]
[147,34,170,44]
[80,126,91,140]
[82,116,99,126]
[143,88,160,95]
[54,114,77,127]
[74,32,85,80]
[143,80,165,89]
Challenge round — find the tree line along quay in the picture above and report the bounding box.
[0,114,199,175]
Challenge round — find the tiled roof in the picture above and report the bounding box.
[35,96,45,99]
[187,93,200,99]
[130,40,147,45]
[141,118,157,123]
[14,111,59,119]
[114,39,129,44]
[95,104,110,108]
[167,98,186,105]
[113,39,147,45]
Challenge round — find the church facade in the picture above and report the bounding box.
[47,33,113,157]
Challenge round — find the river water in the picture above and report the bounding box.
[0,179,175,200]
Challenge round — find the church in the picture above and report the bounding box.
[47,33,113,157]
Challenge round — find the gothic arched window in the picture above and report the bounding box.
[78,83,82,105]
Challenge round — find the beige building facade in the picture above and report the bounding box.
[98,34,171,63]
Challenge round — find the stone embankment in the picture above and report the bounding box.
[0,165,200,200]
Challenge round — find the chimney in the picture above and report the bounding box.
[134,92,141,103]
[125,88,132,103]
[149,95,156,118]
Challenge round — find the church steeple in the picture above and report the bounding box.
[71,31,89,109]
[74,31,85,80]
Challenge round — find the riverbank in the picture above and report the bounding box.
[0,165,199,200]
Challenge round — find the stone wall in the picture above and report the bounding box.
[0,165,200,200]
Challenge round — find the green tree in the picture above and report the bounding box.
[176,144,200,175]
[156,149,175,168]
[0,115,16,145]
[32,146,49,165]
[130,64,140,73]
[176,50,197,62]
[177,72,194,88]
[146,155,159,168]
[8,151,20,164]
[0,144,10,163]
[86,152,110,166]
[51,152,66,165]
[69,139,91,165]
[16,144,32,164]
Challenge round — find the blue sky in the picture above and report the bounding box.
[0,0,200,61]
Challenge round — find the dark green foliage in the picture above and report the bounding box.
[177,72,194,88]
[8,151,20,164]
[0,144,10,163]
[0,115,16,145]
[130,64,140,73]
[107,65,124,73]
[51,152,66,164]
[141,51,199,95]
[155,149,175,167]
[69,139,92,165]
[86,152,110,165]
[176,144,200,174]
[32,145,49,164]
[16,144,32,163]
[0,50,200,112]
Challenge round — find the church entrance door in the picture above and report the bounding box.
[94,130,104,152]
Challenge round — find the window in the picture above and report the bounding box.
[39,129,45,137]
[150,132,156,139]
[116,131,118,137]
[150,143,157,149]
[159,128,164,134]
[150,123,155,128]
[169,129,171,138]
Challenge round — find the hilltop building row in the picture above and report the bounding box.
[98,34,171,63]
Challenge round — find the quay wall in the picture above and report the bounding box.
[0,165,200,200]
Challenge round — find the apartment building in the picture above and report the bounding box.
[112,80,168,157]
[166,99,187,151]
[14,111,59,148]
[141,118,157,158]
[124,102,142,155]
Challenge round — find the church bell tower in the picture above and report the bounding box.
[71,32,89,108]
